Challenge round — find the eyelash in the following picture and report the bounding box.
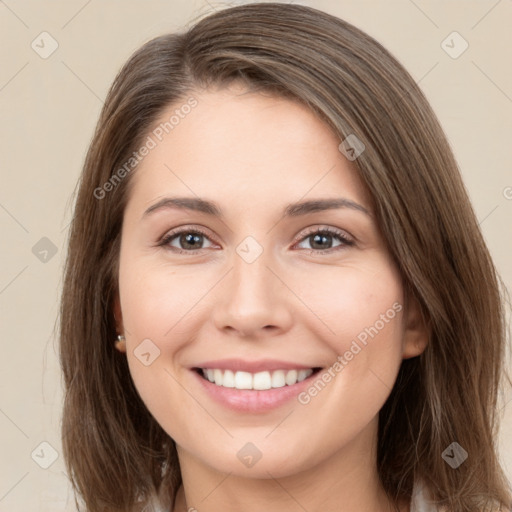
[157,225,355,256]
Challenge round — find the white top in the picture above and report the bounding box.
[410,477,439,511]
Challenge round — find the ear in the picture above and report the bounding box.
[402,292,429,360]
[113,292,126,353]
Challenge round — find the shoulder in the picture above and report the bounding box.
[411,478,511,512]
[410,477,437,511]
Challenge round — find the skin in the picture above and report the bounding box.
[113,82,428,512]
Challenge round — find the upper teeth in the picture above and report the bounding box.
[202,368,314,390]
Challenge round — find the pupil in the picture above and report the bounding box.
[312,233,331,249]
[182,233,201,249]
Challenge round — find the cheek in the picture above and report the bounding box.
[117,257,194,398]
[297,263,404,350]
[119,259,203,340]
[295,264,405,408]
[118,257,226,416]
[119,269,193,435]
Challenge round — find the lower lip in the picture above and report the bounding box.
[192,369,320,413]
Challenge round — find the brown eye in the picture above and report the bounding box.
[295,227,354,254]
[159,227,217,254]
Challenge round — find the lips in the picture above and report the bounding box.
[189,358,323,412]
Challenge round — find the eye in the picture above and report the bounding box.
[158,227,218,254]
[294,226,355,254]
[157,225,354,255]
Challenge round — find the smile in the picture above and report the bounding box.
[198,368,320,390]
[191,359,324,413]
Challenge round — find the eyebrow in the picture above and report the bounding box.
[142,196,370,219]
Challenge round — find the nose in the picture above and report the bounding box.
[211,250,293,339]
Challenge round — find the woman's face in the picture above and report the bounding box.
[114,83,426,479]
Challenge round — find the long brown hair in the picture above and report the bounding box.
[59,3,512,510]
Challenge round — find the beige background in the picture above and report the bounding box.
[0,0,511,509]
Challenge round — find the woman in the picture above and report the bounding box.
[59,3,512,511]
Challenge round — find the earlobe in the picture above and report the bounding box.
[115,335,127,353]
[113,294,127,353]
[402,293,429,360]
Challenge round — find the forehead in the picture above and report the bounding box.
[125,85,372,214]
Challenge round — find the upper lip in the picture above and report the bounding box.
[192,359,321,373]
